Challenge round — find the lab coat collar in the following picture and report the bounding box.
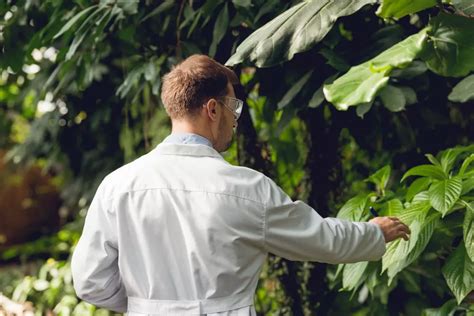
[153,142,225,160]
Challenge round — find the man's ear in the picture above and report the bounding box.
[204,99,219,121]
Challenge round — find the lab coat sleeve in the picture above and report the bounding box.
[263,177,386,264]
[71,181,127,312]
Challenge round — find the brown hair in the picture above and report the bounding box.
[161,55,239,119]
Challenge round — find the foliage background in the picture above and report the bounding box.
[0,0,473,315]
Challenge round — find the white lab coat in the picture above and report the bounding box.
[71,143,386,315]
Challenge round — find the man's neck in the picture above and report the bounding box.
[171,121,214,146]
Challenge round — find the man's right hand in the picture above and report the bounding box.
[369,216,411,243]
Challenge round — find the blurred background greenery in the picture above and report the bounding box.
[0,0,473,315]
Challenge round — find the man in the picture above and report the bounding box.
[71,55,410,315]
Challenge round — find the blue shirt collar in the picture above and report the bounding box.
[162,132,213,148]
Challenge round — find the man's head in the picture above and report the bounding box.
[161,55,242,152]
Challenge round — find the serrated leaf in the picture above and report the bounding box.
[324,31,427,110]
[383,210,438,284]
[464,206,474,261]
[449,75,474,103]
[422,13,474,77]
[401,164,446,182]
[407,177,431,201]
[277,70,313,109]
[337,194,369,221]
[209,3,229,57]
[342,261,368,291]
[379,85,406,112]
[376,0,437,19]
[226,0,377,67]
[442,242,474,304]
[428,177,462,217]
[53,5,98,39]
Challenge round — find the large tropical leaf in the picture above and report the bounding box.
[336,194,370,221]
[401,164,447,182]
[406,178,431,202]
[383,210,439,284]
[453,0,474,16]
[323,31,427,110]
[225,0,376,67]
[464,204,474,261]
[428,177,463,217]
[422,13,474,77]
[442,242,474,304]
[342,261,369,291]
[376,0,436,19]
[449,75,474,103]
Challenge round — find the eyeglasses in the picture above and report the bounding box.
[218,96,243,120]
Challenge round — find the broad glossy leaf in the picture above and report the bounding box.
[442,242,474,304]
[428,177,462,217]
[449,75,474,103]
[379,85,406,112]
[462,177,474,195]
[391,60,427,78]
[438,146,474,174]
[376,0,436,19]
[401,164,446,182]
[464,205,474,261]
[407,177,431,202]
[342,261,368,291]
[459,154,474,176]
[324,31,427,110]
[423,13,474,77]
[226,0,376,67]
[337,194,369,221]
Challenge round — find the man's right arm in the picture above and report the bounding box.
[262,177,409,264]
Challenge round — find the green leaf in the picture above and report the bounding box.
[53,5,98,39]
[324,31,427,110]
[355,101,373,118]
[226,0,377,67]
[141,0,175,22]
[308,85,325,108]
[379,85,406,112]
[337,194,370,221]
[391,60,427,79]
[422,299,457,316]
[376,0,437,19]
[428,177,462,217]
[342,261,368,291]
[383,207,438,284]
[407,177,431,202]
[459,154,474,177]
[277,70,313,109]
[386,198,404,216]
[462,177,474,195]
[422,13,474,77]
[449,75,474,103]
[319,47,350,72]
[366,165,391,192]
[425,153,441,167]
[209,3,229,57]
[464,205,474,261]
[401,164,447,182]
[442,242,474,304]
[453,0,474,16]
[400,86,417,105]
[232,0,252,8]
